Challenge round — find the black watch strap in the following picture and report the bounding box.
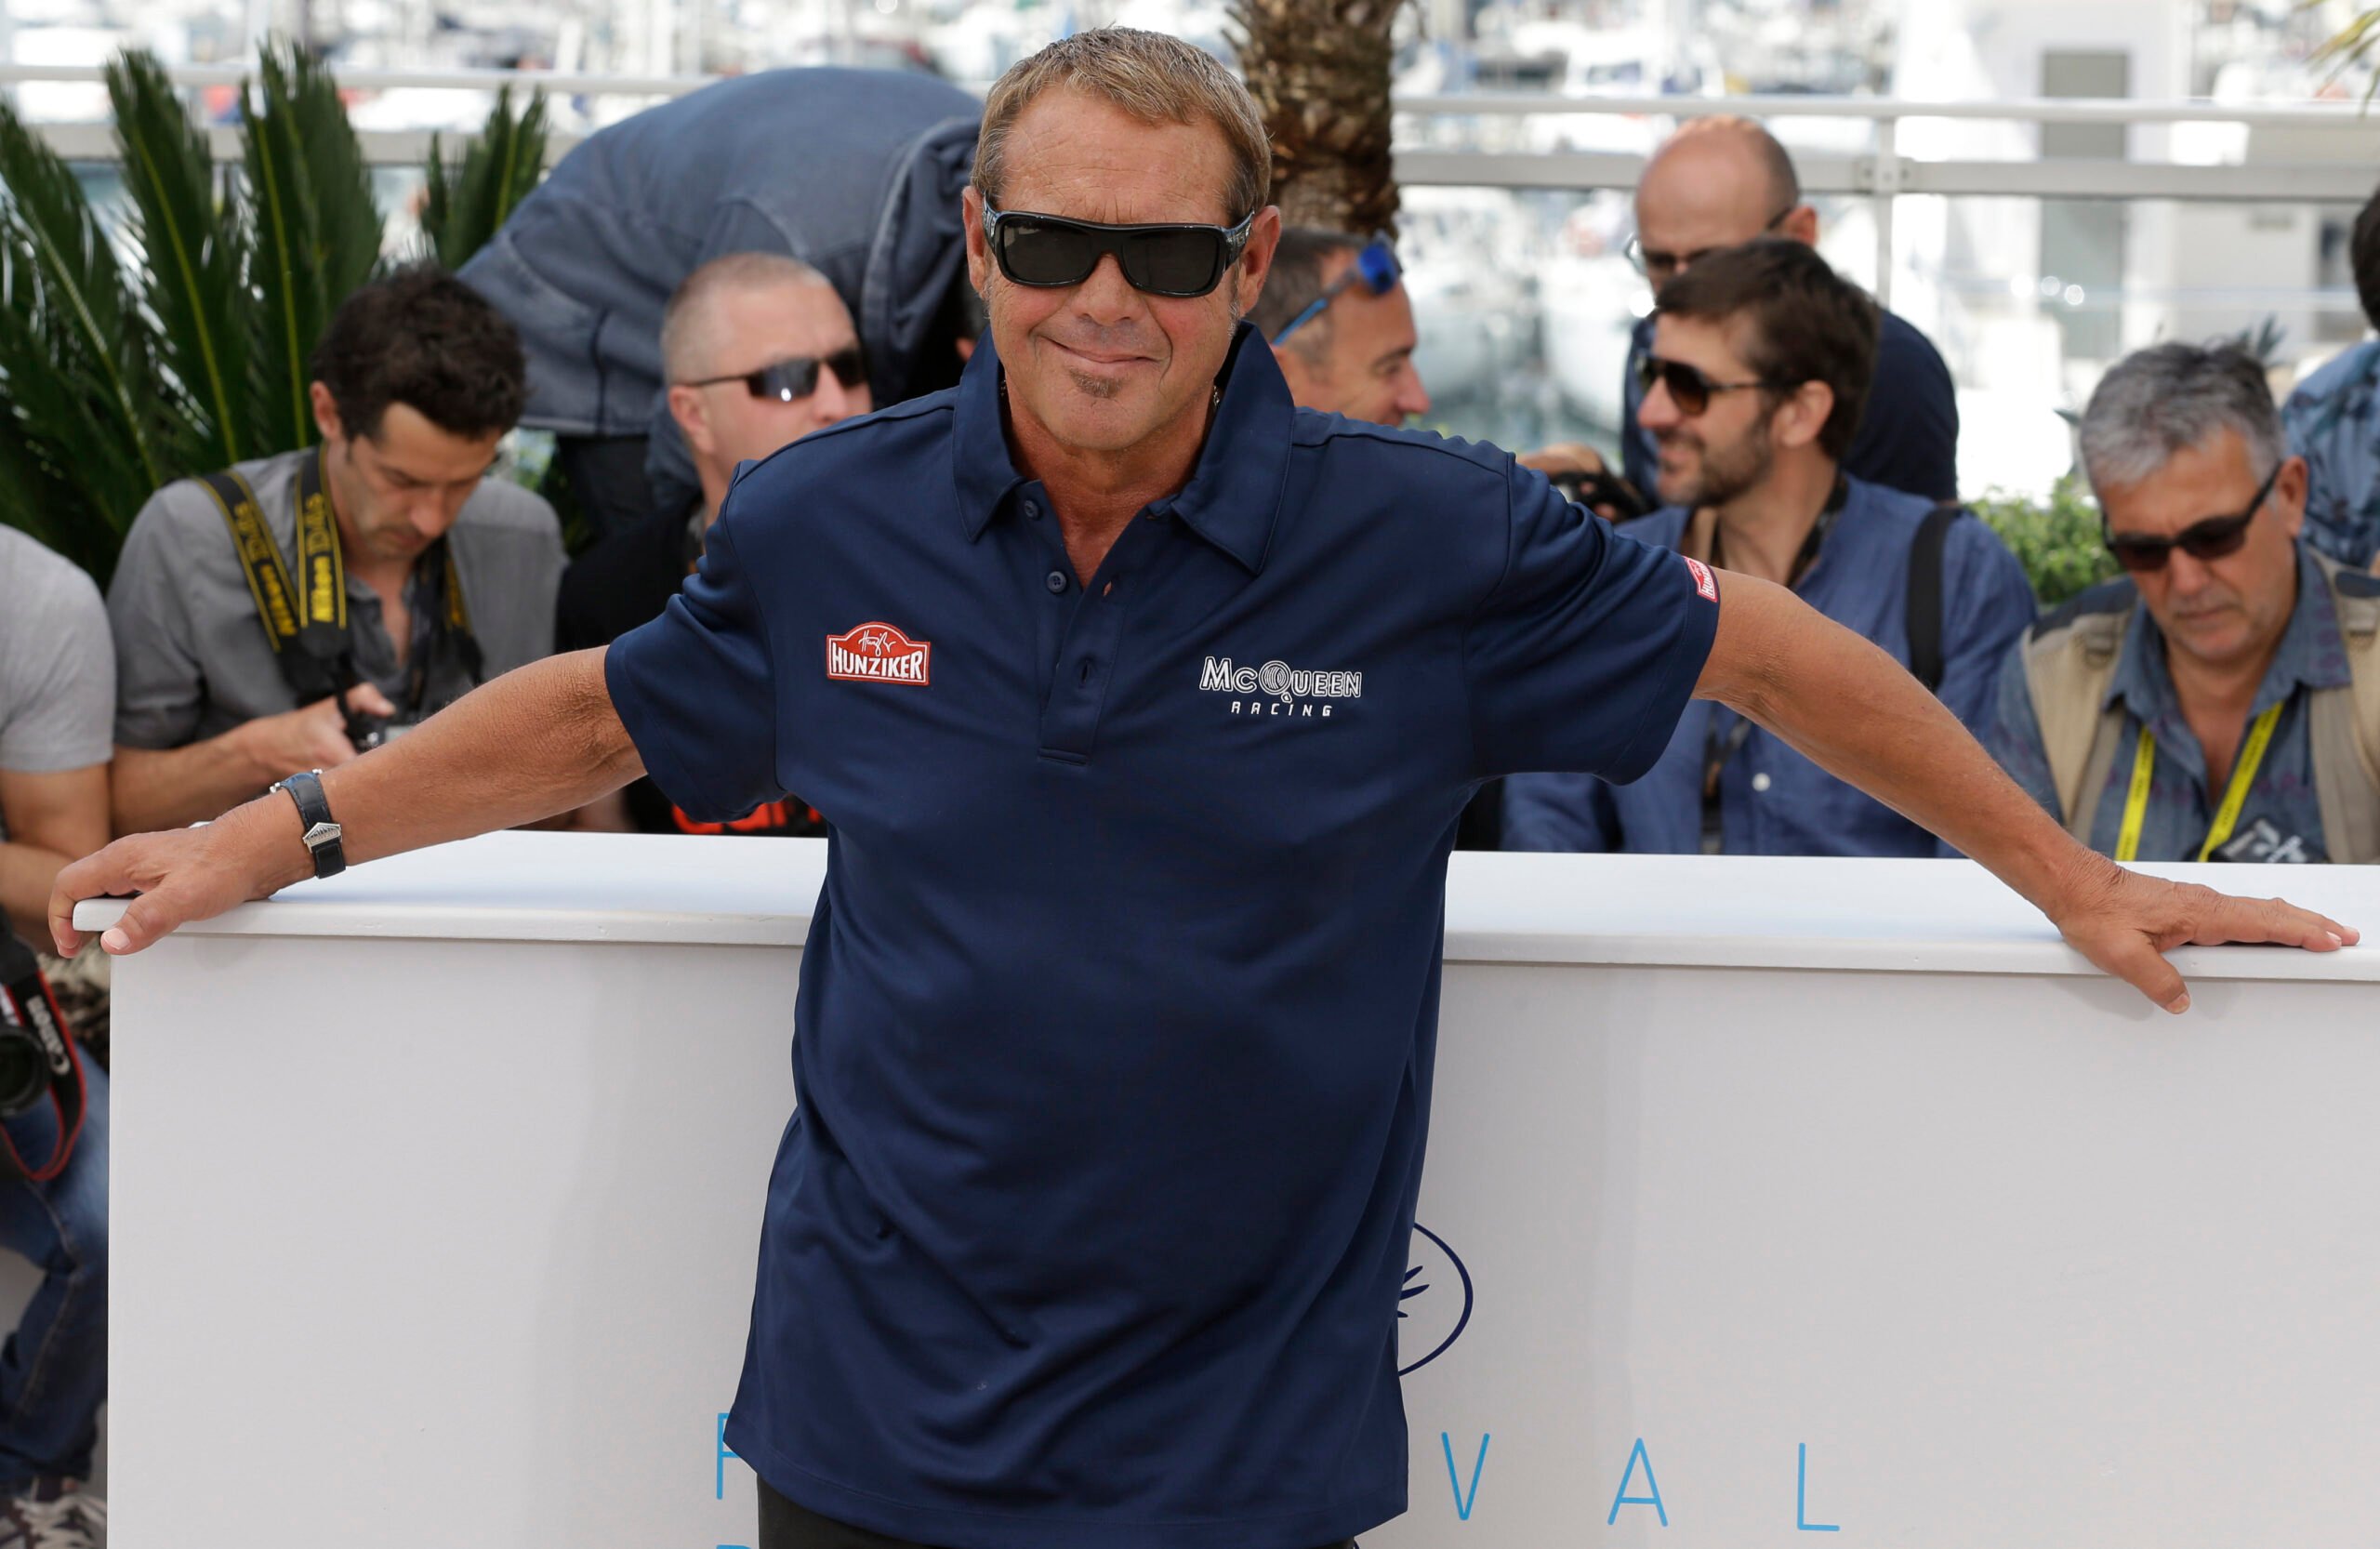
[271,769,347,880]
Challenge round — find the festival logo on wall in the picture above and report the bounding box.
[1397,1224,1474,1375]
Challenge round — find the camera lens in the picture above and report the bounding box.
[0,1028,50,1118]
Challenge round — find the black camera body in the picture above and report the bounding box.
[1547,466,1654,523]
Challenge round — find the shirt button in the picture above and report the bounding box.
[1022,499,1041,520]
[1045,570,1069,594]
[1752,773,1773,793]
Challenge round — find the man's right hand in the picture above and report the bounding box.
[49,797,311,958]
[238,683,399,778]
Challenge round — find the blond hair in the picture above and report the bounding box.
[973,29,1271,225]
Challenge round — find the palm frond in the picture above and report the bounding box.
[0,239,162,581]
[109,48,254,469]
[0,94,179,580]
[0,89,171,506]
[277,46,382,299]
[245,44,384,454]
[420,86,549,271]
[2308,6,2380,104]
[0,382,121,583]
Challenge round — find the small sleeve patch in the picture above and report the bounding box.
[1684,555,1719,602]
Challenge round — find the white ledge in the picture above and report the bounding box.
[71,831,2380,983]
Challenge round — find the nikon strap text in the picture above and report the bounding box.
[199,450,483,732]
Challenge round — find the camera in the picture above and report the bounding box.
[0,1018,62,1118]
[0,932,72,1119]
[1547,466,1654,523]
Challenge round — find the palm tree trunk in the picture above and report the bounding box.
[1230,0,1407,236]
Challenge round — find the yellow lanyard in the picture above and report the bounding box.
[2113,701,2283,863]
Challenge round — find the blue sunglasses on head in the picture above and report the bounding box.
[1270,240,1403,344]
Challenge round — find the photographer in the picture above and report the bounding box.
[0,524,111,1544]
[108,267,563,831]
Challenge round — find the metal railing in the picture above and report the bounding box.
[7,61,2379,309]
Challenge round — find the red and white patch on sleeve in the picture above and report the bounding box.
[1683,555,1719,603]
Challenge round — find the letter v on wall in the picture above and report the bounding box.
[1442,1433,1490,1521]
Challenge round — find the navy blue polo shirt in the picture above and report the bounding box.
[606,324,1718,1549]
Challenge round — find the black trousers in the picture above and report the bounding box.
[759,1477,1357,1549]
[552,433,656,548]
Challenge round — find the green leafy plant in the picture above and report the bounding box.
[420,86,549,271]
[0,41,398,584]
[1971,473,2122,609]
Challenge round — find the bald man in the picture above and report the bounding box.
[1531,116,1959,508]
[555,252,869,836]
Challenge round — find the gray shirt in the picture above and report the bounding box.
[108,447,564,749]
[0,527,114,843]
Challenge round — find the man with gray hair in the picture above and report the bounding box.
[1988,340,2380,863]
[555,251,867,835]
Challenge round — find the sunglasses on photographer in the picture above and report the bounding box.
[983,207,1256,298]
[1633,352,1789,417]
[1270,239,1403,344]
[683,345,868,403]
[2101,461,2281,575]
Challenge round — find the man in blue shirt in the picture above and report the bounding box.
[51,29,2360,1549]
[2281,179,2380,569]
[1505,240,2037,856]
[1528,116,1960,514]
[1990,341,2380,864]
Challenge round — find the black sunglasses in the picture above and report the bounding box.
[1634,352,1788,417]
[2102,460,2281,574]
[983,207,1255,298]
[683,345,867,402]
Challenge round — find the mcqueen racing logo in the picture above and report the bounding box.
[1198,655,1362,719]
[826,622,932,685]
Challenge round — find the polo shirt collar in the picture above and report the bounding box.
[947,321,1294,573]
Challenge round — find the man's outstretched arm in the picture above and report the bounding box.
[49,649,641,958]
[1695,574,2358,1013]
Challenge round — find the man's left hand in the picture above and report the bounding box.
[2047,858,2358,1013]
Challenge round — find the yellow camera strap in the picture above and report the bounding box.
[198,448,345,656]
[199,450,482,711]
[2113,700,2284,863]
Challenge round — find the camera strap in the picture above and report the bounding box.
[0,923,87,1185]
[199,450,482,733]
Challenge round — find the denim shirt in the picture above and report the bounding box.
[2282,338,2380,569]
[1987,544,2349,864]
[1503,476,2039,856]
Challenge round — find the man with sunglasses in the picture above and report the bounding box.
[1527,115,1959,514]
[51,29,2360,1549]
[1504,239,2035,859]
[458,66,981,543]
[1990,341,2380,865]
[1251,229,1431,427]
[556,253,867,836]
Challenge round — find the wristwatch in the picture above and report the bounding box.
[269,769,347,880]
